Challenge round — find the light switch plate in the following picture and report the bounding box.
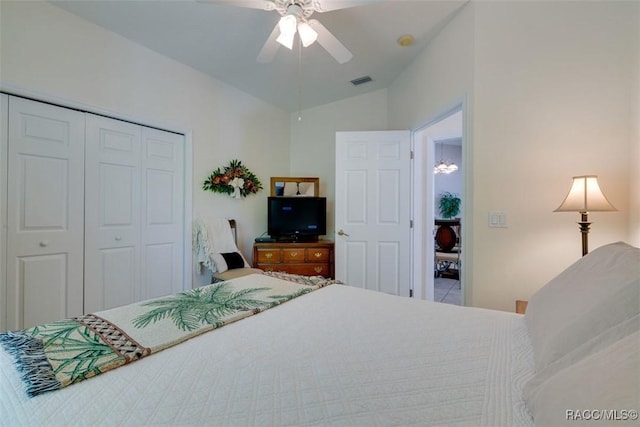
[489,211,508,228]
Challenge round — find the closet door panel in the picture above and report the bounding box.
[20,254,68,327]
[1,94,7,331]
[84,114,141,313]
[141,128,184,300]
[101,247,137,310]
[6,97,84,329]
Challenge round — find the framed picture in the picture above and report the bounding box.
[270,177,319,197]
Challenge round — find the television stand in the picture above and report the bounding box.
[253,240,334,279]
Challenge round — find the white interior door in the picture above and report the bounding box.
[335,131,412,296]
[141,127,184,300]
[84,114,141,312]
[6,97,85,329]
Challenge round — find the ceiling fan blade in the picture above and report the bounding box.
[313,0,382,13]
[257,23,281,63]
[308,19,353,64]
[196,0,275,11]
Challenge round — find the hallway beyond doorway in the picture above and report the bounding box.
[434,278,461,305]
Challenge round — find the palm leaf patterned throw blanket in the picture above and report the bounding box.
[0,273,337,398]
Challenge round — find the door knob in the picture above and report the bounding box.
[115,236,122,241]
[337,229,350,237]
[39,241,49,247]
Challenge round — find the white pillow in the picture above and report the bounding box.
[524,331,639,427]
[524,314,639,402]
[525,242,640,372]
[211,251,250,273]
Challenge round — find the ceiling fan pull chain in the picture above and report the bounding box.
[297,37,303,121]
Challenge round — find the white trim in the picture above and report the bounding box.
[183,131,194,290]
[0,82,190,135]
[411,95,469,305]
[460,93,473,307]
[0,83,195,295]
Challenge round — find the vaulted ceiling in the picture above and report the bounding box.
[52,0,467,112]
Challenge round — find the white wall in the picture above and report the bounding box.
[387,3,475,305]
[471,0,637,310]
[0,1,290,287]
[299,1,638,311]
[630,3,640,247]
[388,4,474,130]
[289,88,389,236]
[3,1,637,309]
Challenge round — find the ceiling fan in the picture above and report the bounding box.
[200,0,378,64]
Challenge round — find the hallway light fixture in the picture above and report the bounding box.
[434,142,458,174]
[554,175,616,256]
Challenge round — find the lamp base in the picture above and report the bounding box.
[578,212,590,257]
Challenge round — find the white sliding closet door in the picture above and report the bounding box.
[84,115,185,312]
[6,97,85,329]
[141,128,184,300]
[84,114,142,313]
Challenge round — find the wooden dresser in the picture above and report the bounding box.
[253,241,334,279]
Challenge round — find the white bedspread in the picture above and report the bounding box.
[1,280,534,426]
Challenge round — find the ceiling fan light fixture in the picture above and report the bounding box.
[276,31,295,49]
[278,14,297,35]
[297,21,318,47]
[276,15,297,49]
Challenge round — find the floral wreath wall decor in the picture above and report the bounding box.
[203,159,263,199]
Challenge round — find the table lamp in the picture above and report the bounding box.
[554,175,616,256]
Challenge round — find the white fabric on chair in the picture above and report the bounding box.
[193,216,239,273]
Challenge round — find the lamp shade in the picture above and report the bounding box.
[554,175,616,213]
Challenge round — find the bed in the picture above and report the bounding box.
[1,242,638,426]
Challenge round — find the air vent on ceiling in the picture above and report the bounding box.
[350,75,372,86]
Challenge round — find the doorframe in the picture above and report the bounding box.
[411,97,470,304]
[0,83,194,294]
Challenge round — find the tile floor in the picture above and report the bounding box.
[434,277,461,306]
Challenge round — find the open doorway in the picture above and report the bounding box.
[412,106,464,304]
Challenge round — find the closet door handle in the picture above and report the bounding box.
[115,236,122,241]
[39,241,49,247]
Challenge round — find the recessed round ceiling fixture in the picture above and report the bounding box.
[397,34,414,47]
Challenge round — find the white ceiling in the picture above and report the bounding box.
[51,0,467,112]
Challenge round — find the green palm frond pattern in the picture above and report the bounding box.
[133,283,272,331]
[268,287,313,305]
[4,273,338,397]
[27,320,124,387]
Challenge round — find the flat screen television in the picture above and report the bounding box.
[268,196,327,241]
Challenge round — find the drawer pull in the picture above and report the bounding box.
[265,253,273,259]
[314,252,322,258]
[314,267,324,273]
[290,252,298,257]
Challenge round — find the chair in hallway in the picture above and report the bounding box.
[434,219,461,281]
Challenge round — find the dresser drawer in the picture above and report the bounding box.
[283,263,331,278]
[253,241,334,279]
[282,248,304,263]
[256,249,281,263]
[306,248,329,262]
